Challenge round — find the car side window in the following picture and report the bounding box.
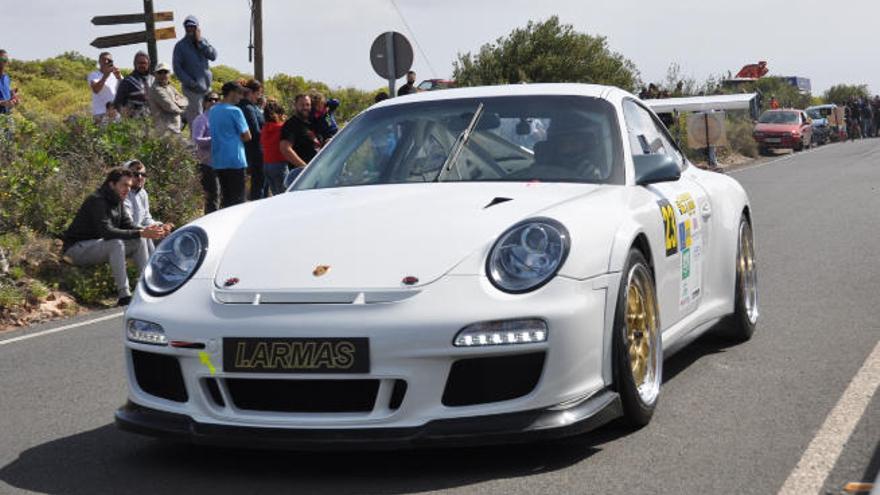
[623,100,683,166]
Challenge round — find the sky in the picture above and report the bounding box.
[2,0,877,95]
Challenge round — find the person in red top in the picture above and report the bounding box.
[260,100,289,195]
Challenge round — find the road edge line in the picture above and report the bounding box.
[0,312,124,346]
[777,339,880,495]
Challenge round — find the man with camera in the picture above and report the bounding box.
[88,52,121,123]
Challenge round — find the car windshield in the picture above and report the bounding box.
[759,111,800,124]
[292,95,625,191]
[806,108,831,119]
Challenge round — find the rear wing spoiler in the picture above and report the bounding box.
[644,93,759,118]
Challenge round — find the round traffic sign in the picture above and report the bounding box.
[370,31,414,80]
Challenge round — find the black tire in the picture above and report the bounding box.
[718,215,759,341]
[612,249,662,427]
[758,147,770,156]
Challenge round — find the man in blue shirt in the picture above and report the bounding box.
[0,49,20,116]
[209,81,252,208]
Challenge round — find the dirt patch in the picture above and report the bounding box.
[0,290,84,332]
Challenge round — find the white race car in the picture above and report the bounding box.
[117,84,758,449]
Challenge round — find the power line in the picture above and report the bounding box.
[388,0,438,78]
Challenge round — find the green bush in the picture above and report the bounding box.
[724,115,758,158]
[0,117,202,237]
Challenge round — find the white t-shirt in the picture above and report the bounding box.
[88,70,119,116]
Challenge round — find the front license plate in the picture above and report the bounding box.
[765,138,781,143]
[223,338,370,374]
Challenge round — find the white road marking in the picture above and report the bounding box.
[729,144,833,174]
[778,339,880,495]
[0,312,124,346]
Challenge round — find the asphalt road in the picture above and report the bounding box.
[1,140,878,495]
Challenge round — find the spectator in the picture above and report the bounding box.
[859,99,872,139]
[280,94,321,181]
[191,92,220,214]
[310,91,339,143]
[173,15,218,128]
[0,49,20,116]
[260,101,289,195]
[62,168,166,306]
[209,81,251,208]
[374,91,389,104]
[99,101,121,125]
[114,51,154,117]
[123,160,174,256]
[397,70,417,96]
[148,62,188,134]
[769,95,780,110]
[238,79,265,200]
[88,52,121,122]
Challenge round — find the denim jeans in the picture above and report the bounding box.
[264,162,289,196]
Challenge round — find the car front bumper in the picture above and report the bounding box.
[119,273,619,446]
[116,388,622,450]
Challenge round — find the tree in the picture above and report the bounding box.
[452,17,640,92]
[823,84,870,104]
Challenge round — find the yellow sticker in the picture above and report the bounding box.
[199,351,217,376]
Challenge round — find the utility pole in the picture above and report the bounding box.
[253,0,264,82]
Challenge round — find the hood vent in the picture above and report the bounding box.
[484,197,513,209]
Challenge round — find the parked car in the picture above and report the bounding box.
[753,109,813,154]
[806,104,844,143]
[116,84,758,449]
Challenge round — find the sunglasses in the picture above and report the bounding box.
[207,98,219,102]
[133,172,147,178]
[103,59,114,65]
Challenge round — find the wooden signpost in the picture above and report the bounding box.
[90,1,175,71]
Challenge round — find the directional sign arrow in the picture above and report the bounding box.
[91,11,173,25]
[90,26,176,49]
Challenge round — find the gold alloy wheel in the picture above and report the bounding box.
[739,220,759,324]
[624,263,661,404]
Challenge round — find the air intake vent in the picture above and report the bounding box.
[131,350,188,403]
[442,352,545,407]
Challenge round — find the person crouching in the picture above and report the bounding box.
[123,159,174,256]
[62,167,167,306]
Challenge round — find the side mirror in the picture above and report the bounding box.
[634,154,681,186]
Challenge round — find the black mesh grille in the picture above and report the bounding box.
[389,380,407,410]
[442,352,545,407]
[204,378,225,407]
[226,379,379,413]
[131,350,188,403]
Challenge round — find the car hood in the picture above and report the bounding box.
[755,123,799,133]
[213,182,601,291]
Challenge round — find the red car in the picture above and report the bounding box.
[753,109,813,154]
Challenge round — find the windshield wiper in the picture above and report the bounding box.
[435,103,484,182]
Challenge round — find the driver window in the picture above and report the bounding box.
[623,100,683,166]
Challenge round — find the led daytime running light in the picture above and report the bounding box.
[454,319,548,347]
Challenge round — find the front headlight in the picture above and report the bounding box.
[486,218,570,293]
[143,226,208,296]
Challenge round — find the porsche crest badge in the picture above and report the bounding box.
[313,265,331,277]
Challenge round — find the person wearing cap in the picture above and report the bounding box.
[114,51,154,118]
[209,81,251,208]
[123,159,174,256]
[173,15,218,128]
[88,51,121,122]
[148,62,188,134]
[192,91,220,213]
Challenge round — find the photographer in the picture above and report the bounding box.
[88,52,121,122]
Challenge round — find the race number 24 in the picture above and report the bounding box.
[658,199,678,256]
